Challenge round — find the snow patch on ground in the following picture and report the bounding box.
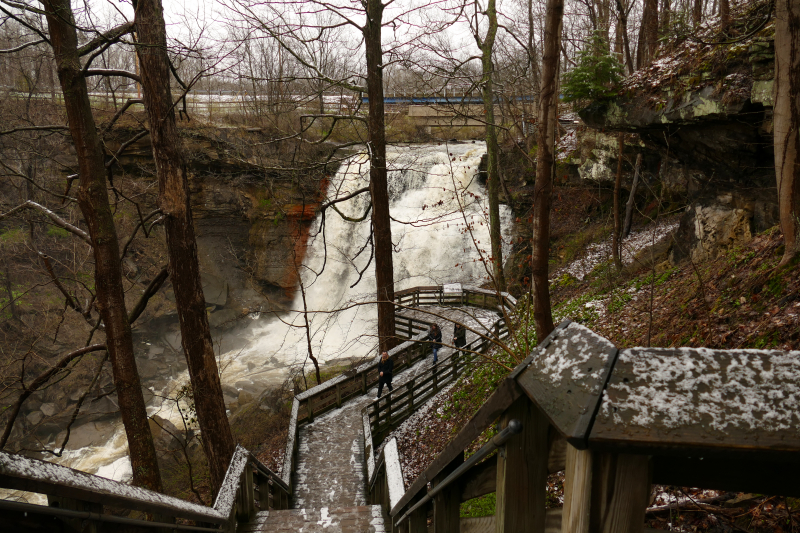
[552,219,679,281]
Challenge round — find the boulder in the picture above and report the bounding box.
[136,358,160,380]
[39,403,59,418]
[209,308,239,329]
[670,193,755,263]
[26,411,44,426]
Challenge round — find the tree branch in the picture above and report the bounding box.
[0,344,107,449]
[319,186,371,210]
[84,69,141,83]
[24,201,91,245]
[0,39,46,54]
[128,266,169,324]
[0,125,69,136]
[77,21,135,56]
[105,130,150,169]
[100,99,144,135]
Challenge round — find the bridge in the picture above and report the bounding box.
[0,284,798,532]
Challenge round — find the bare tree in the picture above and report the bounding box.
[636,0,659,68]
[774,0,800,266]
[531,0,564,340]
[470,0,507,292]
[133,0,236,496]
[13,0,164,491]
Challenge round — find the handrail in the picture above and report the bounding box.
[280,284,518,493]
[0,449,226,525]
[394,419,522,526]
[0,443,290,532]
[364,306,512,446]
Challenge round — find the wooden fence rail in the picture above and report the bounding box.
[0,444,289,532]
[364,322,509,444]
[281,285,517,495]
[370,319,800,533]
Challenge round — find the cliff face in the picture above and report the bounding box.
[104,127,330,314]
[578,0,779,263]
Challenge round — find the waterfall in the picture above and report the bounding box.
[218,142,513,386]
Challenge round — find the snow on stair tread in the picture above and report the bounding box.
[259,505,387,532]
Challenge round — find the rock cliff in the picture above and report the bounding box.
[577,0,779,263]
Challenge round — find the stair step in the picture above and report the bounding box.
[256,505,387,532]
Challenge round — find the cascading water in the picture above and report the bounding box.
[7,142,513,496]
[217,142,513,382]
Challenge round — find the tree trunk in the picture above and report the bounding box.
[528,0,541,127]
[133,0,235,496]
[3,259,17,320]
[480,0,507,293]
[364,0,396,352]
[613,133,624,269]
[774,0,800,266]
[719,0,730,30]
[42,0,162,492]
[532,0,564,341]
[614,0,635,74]
[636,0,659,69]
[693,0,703,26]
[623,153,642,238]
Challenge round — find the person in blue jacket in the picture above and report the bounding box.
[426,324,442,363]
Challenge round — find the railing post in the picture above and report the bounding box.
[362,371,367,394]
[433,365,439,392]
[236,466,256,523]
[408,378,415,411]
[307,398,314,423]
[433,451,463,533]
[585,452,651,533]
[336,382,342,408]
[562,444,592,533]
[495,397,550,533]
[408,503,429,533]
[453,352,460,379]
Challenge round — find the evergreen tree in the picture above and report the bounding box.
[562,32,624,106]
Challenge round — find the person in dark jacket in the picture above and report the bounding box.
[377,351,394,398]
[453,323,466,355]
[427,324,442,363]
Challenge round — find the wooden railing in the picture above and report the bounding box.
[369,320,800,533]
[0,444,289,532]
[281,284,517,495]
[364,321,509,445]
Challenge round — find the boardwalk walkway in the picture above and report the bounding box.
[254,306,495,532]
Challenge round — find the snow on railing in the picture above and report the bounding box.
[0,443,289,531]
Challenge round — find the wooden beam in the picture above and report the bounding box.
[590,453,650,533]
[495,396,550,533]
[561,445,592,533]
[433,452,463,533]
